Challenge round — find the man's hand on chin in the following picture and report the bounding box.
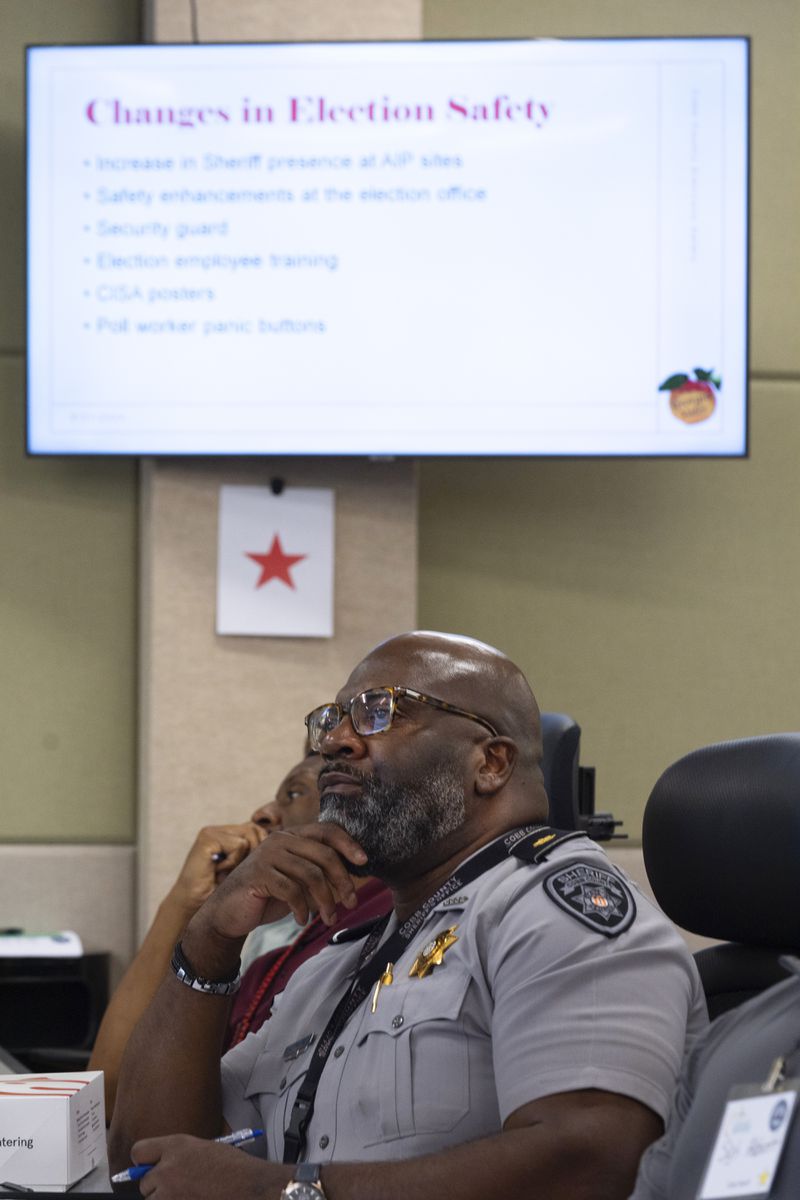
[184,820,369,952]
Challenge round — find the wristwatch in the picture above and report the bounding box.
[280,1162,326,1199]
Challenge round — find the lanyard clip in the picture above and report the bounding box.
[283,1097,313,1164]
[761,1056,786,1093]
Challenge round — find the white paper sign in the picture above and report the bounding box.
[699,1089,798,1198]
[217,486,334,637]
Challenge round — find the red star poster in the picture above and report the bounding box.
[216,485,334,637]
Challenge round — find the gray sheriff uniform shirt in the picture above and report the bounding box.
[221,834,707,1164]
[630,958,800,1199]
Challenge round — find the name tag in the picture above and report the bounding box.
[282,1033,316,1061]
[698,1082,798,1198]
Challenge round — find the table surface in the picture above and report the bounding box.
[0,1158,114,1196]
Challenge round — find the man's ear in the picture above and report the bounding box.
[475,738,518,795]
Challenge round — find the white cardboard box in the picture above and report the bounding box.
[0,1071,105,1191]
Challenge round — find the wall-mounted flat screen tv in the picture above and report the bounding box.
[27,38,749,456]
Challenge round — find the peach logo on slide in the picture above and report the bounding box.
[659,368,721,424]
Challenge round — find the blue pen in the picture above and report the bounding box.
[110,1127,263,1183]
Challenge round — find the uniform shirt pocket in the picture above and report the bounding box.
[351,963,472,1144]
[243,1044,310,1158]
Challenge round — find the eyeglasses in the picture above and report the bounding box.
[305,685,500,751]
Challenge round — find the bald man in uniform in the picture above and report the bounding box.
[109,632,706,1200]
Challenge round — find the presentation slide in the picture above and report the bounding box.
[27,39,749,455]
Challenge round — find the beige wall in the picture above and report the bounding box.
[0,0,140,981]
[0,2,140,847]
[419,380,799,836]
[145,0,419,42]
[139,456,418,926]
[0,359,137,842]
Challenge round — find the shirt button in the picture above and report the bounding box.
[391,1015,404,1029]
[319,1136,329,1149]
[333,1045,344,1058]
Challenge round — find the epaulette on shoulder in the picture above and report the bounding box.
[510,827,586,864]
[329,916,386,945]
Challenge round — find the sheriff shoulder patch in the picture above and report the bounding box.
[543,863,636,937]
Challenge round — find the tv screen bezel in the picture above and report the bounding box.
[25,35,751,461]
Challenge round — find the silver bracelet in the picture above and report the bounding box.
[170,940,241,996]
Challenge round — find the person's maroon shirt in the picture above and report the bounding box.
[225,878,392,1051]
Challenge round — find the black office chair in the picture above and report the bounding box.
[541,711,581,829]
[540,711,622,839]
[642,733,800,1019]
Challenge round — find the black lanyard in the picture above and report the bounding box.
[282,823,574,1163]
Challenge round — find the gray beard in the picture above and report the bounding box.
[319,763,466,877]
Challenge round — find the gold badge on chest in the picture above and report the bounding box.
[409,925,459,979]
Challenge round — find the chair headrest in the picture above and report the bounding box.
[540,711,580,829]
[642,734,800,947]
